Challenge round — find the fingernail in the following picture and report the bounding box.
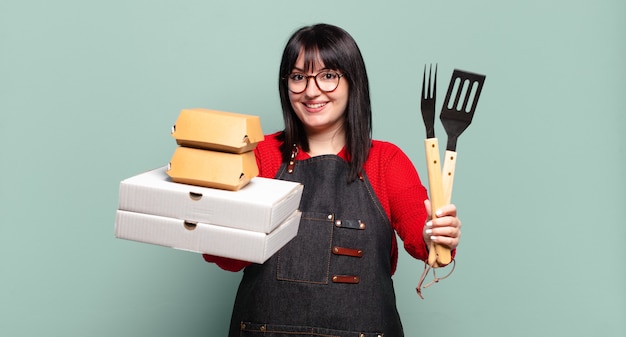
[430,236,438,242]
[425,229,432,235]
[435,210,443,217]
[426,221,432,228]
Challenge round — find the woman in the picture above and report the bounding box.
[204,23,461,337]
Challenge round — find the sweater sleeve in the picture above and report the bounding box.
[387,160,430,261]
[202,254,252,272]
[366,142,430,265]
[386,147,430,262]
[201,133,284,272]
[374,142,456,265]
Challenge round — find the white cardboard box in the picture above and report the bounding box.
[115,210,301,263]
[118,166,303,233]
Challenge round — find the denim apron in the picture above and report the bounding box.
[229,154,404,337]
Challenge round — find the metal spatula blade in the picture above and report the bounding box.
[440,69,486,152]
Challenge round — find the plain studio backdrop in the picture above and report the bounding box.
[1,1,624,336]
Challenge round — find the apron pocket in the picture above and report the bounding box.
[240,322,384,337]
[276,211,333,284]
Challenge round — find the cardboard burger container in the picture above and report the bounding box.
[115,209,301,264]
[167,146,258,191]
[171,108,264,153]
[119,166,303,234]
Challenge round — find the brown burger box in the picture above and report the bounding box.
[167,146,258,191]
[171,108,264,153]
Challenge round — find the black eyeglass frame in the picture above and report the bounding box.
[282,70,346,94]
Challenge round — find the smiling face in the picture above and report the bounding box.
[288,51,349,137]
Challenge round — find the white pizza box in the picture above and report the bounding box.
[118,166,303,234]
[115,209,301,264]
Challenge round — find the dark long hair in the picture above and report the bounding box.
[278,23,372,182]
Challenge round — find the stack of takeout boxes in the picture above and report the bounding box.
[114,108,303,263]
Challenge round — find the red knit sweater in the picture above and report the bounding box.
[203,132,430,275]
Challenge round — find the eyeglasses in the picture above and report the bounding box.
[284,70,345,94]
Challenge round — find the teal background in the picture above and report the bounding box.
[1,1,624,336]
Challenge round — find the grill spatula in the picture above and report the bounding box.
[440,69,486,204]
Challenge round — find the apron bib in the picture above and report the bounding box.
[228,155,403,337]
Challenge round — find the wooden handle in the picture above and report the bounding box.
[424,139,452,266]
[441,150,457,205]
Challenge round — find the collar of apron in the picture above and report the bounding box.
[292,144,349,161]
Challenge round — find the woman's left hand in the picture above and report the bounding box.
[423,200,462,250]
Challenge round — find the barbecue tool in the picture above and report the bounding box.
[420,64,450,267]
[440,70,486,204]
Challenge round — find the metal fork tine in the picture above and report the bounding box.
[422,65,426,99]
[433,64,437,100]
[426,64,437,100]
[420,63,437,139]
[426,64,433,98]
